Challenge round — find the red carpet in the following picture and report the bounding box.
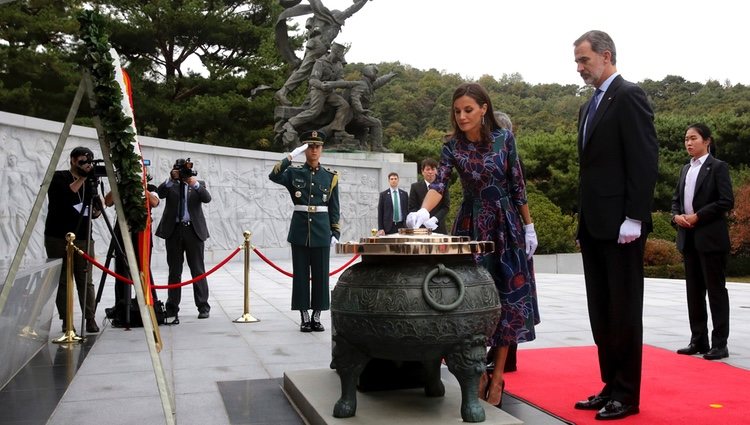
[504,345,748,424]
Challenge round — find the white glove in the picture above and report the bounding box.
[524,223,538,259]
[617,217,642,244]
[424,216,438,230]
[406,208,430,229]
[289,143,309,159]
[330,236,338,247]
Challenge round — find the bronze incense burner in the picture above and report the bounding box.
[331,229,499,422]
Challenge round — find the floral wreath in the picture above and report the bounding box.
[78,10,147,231]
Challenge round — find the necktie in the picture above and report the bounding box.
[179,182,187,222]
[583,89,602,146]
[392,190,400,222]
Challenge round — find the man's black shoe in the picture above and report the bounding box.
[676,343,709,355]
[703,346,729,360]
[300,321,312,332]
[86,318,100,333]
[198,311,209,319]
[595,400,639,420]
[311,321,325,332]
[574,394,610,410]
[170,316,180,325]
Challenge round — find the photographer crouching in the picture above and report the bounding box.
[44,146,103,333]
[156,158,212,323]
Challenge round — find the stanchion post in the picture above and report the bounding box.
[53,232,83,344]
[234,231,259,323]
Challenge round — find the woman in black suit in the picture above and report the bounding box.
[671,123,734,360]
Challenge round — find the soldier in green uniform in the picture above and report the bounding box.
[269,130,341,332]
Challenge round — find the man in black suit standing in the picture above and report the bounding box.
[572,30,658,421]
[408,158,450,234]
[671,123,734,361]
[156,158,212,322]
[377,172,408,235]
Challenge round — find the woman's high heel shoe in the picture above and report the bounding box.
[486,379,505,407]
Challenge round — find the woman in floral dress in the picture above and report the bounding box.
[407,82,540,406]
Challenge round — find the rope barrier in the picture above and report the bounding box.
[251,246,359,277]
[152,247,241,289]
[78,241,357,287]
[252,247,294,277]
[76,246,242,289]
[330,253,360,275]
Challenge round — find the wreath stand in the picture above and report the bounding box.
[0,68,176,425]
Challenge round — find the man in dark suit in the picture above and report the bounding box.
[408,158,450,234]
[572,30,659,421]
[671,123,734,361]
[377,172,408,235]
[156,158,212,322]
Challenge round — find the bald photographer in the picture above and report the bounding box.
[156,158,212,323]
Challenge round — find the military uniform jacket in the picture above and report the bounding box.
[269,157,340,247]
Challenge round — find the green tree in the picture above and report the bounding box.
[89,0,283,148]
[0,0,85,122]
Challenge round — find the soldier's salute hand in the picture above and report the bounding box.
[289,143,309,160]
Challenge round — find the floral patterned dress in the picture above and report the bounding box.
[429,128,540,347]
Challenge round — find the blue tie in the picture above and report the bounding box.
[584,89,602,144]
[180,182,187,222]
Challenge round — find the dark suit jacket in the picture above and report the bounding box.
[671,155,734,253]
[577,75,659,240]
[408,180,450,234]
[377,188,408,234]
[156,179,212,241]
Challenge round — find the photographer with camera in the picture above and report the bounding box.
[44,146,103,333]
[156,158,212,323]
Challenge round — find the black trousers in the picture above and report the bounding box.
[291,244,330,311]
[682,233,730,348]
[45,236,96,320]
[113,227,158,307]
[165,224,210,315]
[580,228,645,407]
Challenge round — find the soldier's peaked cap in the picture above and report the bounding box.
[300,130,326,145]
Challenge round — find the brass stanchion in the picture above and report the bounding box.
[234,231,259,323]
[53,232,84,344]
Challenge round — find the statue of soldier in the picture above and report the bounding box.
[345,64,396,151]
[281,43,353,144]
[274,0,371,106]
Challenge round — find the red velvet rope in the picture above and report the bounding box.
[77,246,242,289]
[252,247,294,277]
[251,247,359,277]
[330,253,360,275]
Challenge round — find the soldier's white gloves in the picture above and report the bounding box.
[289,143,309,159]
[330,236,338,247]
[618,217,642,244]
[406,208,430,229]
[424,216,438,231]
[524,223,538,259]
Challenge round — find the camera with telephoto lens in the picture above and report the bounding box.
[78,158,107,178]
[173,158,197,180]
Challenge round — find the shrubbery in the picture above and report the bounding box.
[527,188,577,254]
[651,211,677,242]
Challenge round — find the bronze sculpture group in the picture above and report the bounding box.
[274,0,395,151]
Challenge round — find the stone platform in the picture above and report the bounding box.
[283,368,523,425]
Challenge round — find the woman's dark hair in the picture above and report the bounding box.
[450,83,500,144]
[687,123,716,156]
